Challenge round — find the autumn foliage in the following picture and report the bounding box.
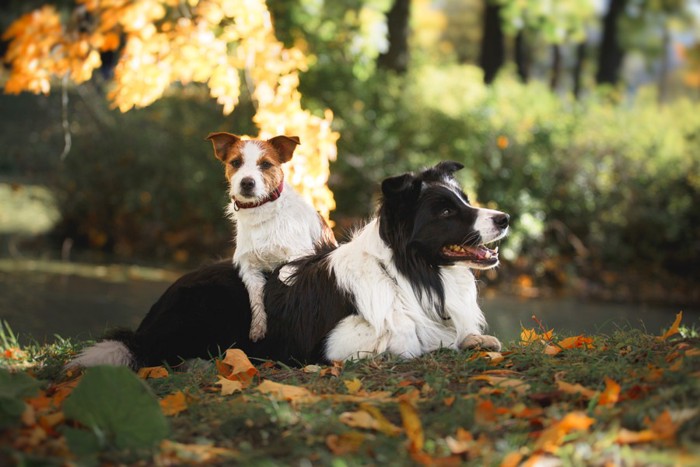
[2,0,338,220]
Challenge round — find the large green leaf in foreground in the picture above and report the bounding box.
[0,369,41,429]
[63,366,169,449]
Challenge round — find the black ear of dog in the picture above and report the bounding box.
[420,161,464,183]
[381,173,421,201]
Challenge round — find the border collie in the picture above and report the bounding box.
[67,161,508,369]
[206,132,335,342]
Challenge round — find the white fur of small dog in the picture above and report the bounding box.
[207,133,335,341]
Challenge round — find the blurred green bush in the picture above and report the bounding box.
[321,65,700,284]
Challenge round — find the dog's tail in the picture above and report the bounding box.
[65,329,142,370]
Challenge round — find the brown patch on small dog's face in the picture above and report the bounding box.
[206,133,300,199]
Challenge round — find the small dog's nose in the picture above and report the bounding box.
[493,213,510,229]
[240,177,256,192]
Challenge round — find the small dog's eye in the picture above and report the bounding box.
[230,159,242,169]
[259,161,273,170]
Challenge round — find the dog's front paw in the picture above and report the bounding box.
[249,305,268,342]
[459,334,502,352]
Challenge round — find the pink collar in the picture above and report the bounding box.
[233,181,284,211]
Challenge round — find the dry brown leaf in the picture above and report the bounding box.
[657,311,683,341]
[215,376,244,396]
[160,391,188,416]
[256,379,318,403]
[534,411,594,453]
[326,431,367,455]
[399,399,424,452]
[137,366,169,379]
[303,364,322,373]
[598,377,621,406]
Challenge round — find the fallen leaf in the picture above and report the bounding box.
[657,311,683,341]
[598,377,620,406]
[218,349,258,387]
[471,374,530,395]
[534,411,594,453]
[326,431,367,455]
[215,376,243,396]
[138,366,169,379]
[474,399,510,424]
[501,451,524,467]
[344,377,362,395]
[303,364,322,373]
[443,396,456,407]
[445,427,473,454]
[360,404,403,436]
[555,379,597,400]
[399,399,424,452]
[158,440,238,463]
[160,391,188,416]
[256,380,318,403]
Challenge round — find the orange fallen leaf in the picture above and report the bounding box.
[399,399,424,452]
[474,399,510,425]
[534,411,594,453]
[598,377,621,406]
[138,366,169,379]
[218,349,258,387]
[326,431,367,455]
[501,451,525,467]
[158,440,238,463]
[445,427,473,454]
[657,311,683,341]
[471,374,530,395]
[256,380,318,403]
[215,376,244,396]
[545,335,595,355]
[340,405,402,436]
[443,396,456,407]
[556,379,597,400]
[160,391,188,416]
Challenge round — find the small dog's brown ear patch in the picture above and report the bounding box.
[267,135,300,163]
[206,132,241,161]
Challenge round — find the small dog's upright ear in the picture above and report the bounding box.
[206,132,241,161]
[268,135,301,163]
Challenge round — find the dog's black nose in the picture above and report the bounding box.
[240,177,256,192]
[493,213,510,229]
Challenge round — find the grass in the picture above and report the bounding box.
[0,319,698,466]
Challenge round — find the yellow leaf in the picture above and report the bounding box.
[160,391,188,416]
[399,400,424,452]
[256,380,318,403]
[137,366,169,379]
[215,376,243,396]
[344,377,363,395]
[445,428,473,454]
[159,440,238,464]
[470,374,531,395]
[657,311,683,341]
[501,451,524,467]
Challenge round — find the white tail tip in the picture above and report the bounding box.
[65,340,134,370]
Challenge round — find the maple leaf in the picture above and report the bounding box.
[344,377,363,395]
[160,391,187,416]
[215,376,243,396]
[256,380,318,404]
[657,311,683,341]
[598,377,621,406]
[216,349,258,388]
[137,366,169,379]
[534,411,594,453]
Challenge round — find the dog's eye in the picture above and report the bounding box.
[259,161,273,170]
[440,208,455,218]
[230,159,242,169]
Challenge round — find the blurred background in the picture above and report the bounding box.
[1,0,699,343]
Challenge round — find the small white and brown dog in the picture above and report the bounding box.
[207,132,336,341]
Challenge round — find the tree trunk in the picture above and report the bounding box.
[549,44,562,91]
[377,0,411,73]
[572,42,587,99]
[657,21,670,105]
[479,1,505,84]
[596,0,627,86]
[514,30,530,83]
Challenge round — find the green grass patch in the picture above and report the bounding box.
[0,319,698,465]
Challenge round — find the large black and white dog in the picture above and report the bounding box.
[68,161,509,369]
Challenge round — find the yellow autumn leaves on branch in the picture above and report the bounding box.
[2,0,338,220]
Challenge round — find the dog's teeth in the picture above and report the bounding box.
[484,250,491,259]
[494,246,499,254]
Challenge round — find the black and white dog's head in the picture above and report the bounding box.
[379,161,509,271]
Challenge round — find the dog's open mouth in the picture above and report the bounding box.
[441,244,499,267]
